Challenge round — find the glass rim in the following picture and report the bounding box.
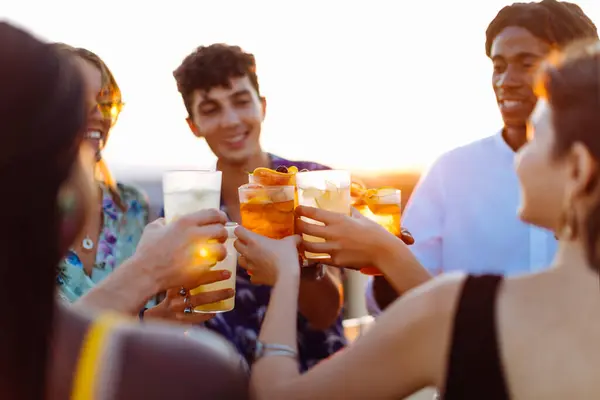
[163,169,221,174]
[225,221,238,238]
[238,184,295,192]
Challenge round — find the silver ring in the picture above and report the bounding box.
[183,306,193,314]
[179,287,187,296]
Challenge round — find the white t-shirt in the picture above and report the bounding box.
[365,132,557,315]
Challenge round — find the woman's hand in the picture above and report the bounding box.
[144,269,235,324]
[135,209,229,292]
[233,226,302,286]
[295,206,401,269]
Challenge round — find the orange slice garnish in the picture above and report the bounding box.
[250,166,298,186]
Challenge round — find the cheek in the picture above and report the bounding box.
[516,144,563,226]
[239,105,263,125]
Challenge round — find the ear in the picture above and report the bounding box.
[186,117,203,138]
[260,96,267,121]
[566,141,598,200]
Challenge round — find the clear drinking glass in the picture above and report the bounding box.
[162,170,222,223]
[239,185,296,239]
[296,170,351,259]
[190,222,238,313]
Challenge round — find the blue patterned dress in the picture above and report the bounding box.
[57,182,152,305]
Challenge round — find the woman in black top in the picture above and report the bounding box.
[234,14,600,400]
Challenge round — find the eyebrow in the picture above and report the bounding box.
[492,51,542,62]
[198,89,252,106]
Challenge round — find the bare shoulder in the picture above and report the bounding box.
[372,272,468,385]
[113,322,249,400]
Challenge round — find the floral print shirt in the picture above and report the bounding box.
[172,154,348,372]
[57,182,151,304]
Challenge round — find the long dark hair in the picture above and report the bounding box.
[536,39,600,271]
[0,23,86,399]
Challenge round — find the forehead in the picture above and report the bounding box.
[191,75,256,106]
[491,26,551,60]
[74,57,102,96]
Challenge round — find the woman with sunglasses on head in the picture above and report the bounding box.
[0,22,248,400]
[52,45,234,323]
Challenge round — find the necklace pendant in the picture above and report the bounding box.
[82,236,94,251]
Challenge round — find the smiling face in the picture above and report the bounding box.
[491,26,551,130]
[74,56,112,163]
[187,75,266,166]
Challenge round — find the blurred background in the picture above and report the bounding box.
[4,0,599,319]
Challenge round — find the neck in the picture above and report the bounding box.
[553,238,596,275]
[502,126,527,152]
[218,151,271,205]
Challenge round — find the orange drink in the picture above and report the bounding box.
[239,184,295,239]
[352,185,402,275]
[249,166,299,206]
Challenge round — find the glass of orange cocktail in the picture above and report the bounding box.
[352,184,402,275]
[239,184,296,239]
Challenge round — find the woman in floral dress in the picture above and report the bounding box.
[55,46,234,322]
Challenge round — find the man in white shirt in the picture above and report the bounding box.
[366,0,598,314]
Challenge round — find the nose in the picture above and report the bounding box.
[220,106,241,128]
[496,65,523,90]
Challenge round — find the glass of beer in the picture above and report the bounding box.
[190,222,238,313]
[296,170,351,260]
[239,184,295,239]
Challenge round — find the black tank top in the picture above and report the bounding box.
[442,274,509,399]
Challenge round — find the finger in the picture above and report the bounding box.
[295,206,341,225]
[192,269,232,286]
[175,313,217,324]
[400,228,415,245]
[233,238,249,257]
[190,223,229,243]
[170,288,235,310]
[296,218,331,240]
[301,240,336,256]
[193,242,227,262]
[179,209,228,228]
[233,225,261,244]
[238,255,248,269]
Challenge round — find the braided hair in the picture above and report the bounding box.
[486,0,598,57]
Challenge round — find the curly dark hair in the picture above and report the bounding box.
[485,0,598,58]
[173,43,260,116]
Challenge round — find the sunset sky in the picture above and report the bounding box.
[4,1,600,173]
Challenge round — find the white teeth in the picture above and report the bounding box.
[225,133,245,144]
[503,100,522,108]
[86,130,102,140]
